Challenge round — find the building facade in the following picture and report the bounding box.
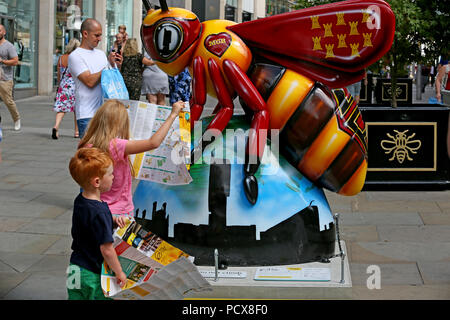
[0,0,267,99]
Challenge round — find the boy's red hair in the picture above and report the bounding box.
[69,148,113,189]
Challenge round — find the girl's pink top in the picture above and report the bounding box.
[100,138,133,215]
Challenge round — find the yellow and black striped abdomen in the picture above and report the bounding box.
[247,63,368,196]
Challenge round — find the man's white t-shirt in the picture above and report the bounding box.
[68,48,108,120]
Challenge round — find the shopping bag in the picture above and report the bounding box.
[101,65,129,99]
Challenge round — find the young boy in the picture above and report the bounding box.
[67,147,127,300]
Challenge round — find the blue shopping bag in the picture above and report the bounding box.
[101,65,129,99]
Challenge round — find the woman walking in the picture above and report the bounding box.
[120,38,152,101]
[52,39,80,139]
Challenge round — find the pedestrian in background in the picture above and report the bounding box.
[52,38,80,139]
[346,70,367,104]
[118,25,129,43]
[435,59,449,102]
[120,38,153,101]
[141,51,169,105]
[110,32,124,56]
[168,67,192,105]
[0,24,20,131]
[68,18,121,138]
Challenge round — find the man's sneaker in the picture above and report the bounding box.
[14,119,21,131]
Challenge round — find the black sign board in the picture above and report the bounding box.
[360,105,450,190]
[366,122,436,171]
[375,78,413,105]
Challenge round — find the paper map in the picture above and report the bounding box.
[117,99,192,185]
[101,219,211,299]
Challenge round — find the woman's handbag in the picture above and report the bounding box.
[101,64,129,99]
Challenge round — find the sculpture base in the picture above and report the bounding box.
[188,241,351,300]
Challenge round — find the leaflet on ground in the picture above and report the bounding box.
[101,219,211,300]
[115,99,192,185]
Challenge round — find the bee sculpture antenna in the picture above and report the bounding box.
[159,0,169,12]
[142,0,152,12]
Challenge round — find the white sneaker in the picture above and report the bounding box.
[14,119,21,131]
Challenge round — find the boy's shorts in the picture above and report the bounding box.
[67,263,112,300]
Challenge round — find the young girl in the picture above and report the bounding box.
[78,99,184,218]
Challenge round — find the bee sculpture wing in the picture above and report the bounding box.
[227,0,395,88]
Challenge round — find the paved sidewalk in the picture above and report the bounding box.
[0,85,449,300]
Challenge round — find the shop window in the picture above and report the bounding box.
[0,1,37,89]
[225,5,236,22]
[106,0,133,52]
[242,11,252,22]
[54,0,94,86]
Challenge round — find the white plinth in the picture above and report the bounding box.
[187,241,352,299]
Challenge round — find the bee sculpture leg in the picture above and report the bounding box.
[190,56,207,127]
[191,58,235,163]
[223,59,269,205]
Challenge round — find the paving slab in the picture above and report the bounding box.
[19,182,79,195]
[341,225,379,242]
[0,252,44,273]
[419,213,450,225]
[25,255,70,273]
[352,200,442,214]
[30,193,75,212]
[417,261,450,285]
[0,272,31,298]
[365,191,450,202]
[437,201,450,214]
[377,225,450,242]
[0,217,34,232]
[16,218,71,236]
[0,232,61,254]
[339,212,424,226]
[3,271,67,300]
[350,263,423,286]
[0,190,43,203]
[351,242,450,262]
[0,202,66,219]
[351,284,450,300]
[44,236,72,256]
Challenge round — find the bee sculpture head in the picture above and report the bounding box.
[141,0,202,75]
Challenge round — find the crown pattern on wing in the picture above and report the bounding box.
[363,33,373,47]
[337,34,347,48]
[323,23,333,37]
[325,44,335,58]
[310,15,321,29]
[312,36,323,51]
[349,21,360,36]
[336,12,346,26]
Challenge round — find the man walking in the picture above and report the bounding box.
[0,24,20,131]
[68,18,122,138]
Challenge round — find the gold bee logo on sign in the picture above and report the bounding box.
[380,130,422,164]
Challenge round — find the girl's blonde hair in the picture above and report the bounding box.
[65,38,80,54]
[79,99,130,164]
[123,38,138,57]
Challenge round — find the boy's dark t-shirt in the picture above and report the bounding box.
[70,193,114,274]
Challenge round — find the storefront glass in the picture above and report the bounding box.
[106,0,133,52]
[54,0,93,86]
[0,0,37,89]
[267,0,291,16]
[225,0,237,21]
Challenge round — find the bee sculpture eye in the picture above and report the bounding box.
[154,22,183,59]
